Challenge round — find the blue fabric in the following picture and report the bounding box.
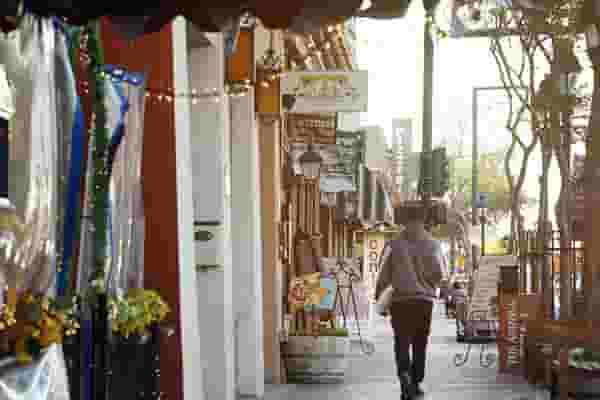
[0,118,8,198]
[56,22,84,298]
[103,64,145,87]
[105,76,129,179]
[56,100,84,297]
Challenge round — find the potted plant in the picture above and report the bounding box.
[283,324,351,384]
[0,292,80,364]
[107,288,170,399]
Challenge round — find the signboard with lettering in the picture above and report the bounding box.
[281,71,368,113]
[364,236,385,302]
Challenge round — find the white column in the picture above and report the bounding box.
[171,18,205,400]
[230,91,265,398]
[189,32,235,400]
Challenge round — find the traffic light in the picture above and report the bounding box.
[432,147,450,197]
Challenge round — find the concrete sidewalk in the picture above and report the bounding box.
[263,302,547,400]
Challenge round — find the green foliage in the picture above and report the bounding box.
[432,147,450,197]
[290,327,350,337]
[449,149,533,218]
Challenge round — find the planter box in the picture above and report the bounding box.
[283,336,351,383]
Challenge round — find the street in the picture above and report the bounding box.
[263,302,546,400]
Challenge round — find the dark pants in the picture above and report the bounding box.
[390,300,433,384]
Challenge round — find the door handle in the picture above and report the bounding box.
[196,264,222,272]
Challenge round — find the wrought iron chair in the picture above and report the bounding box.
[454,302,499,368]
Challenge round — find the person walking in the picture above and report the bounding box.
[374,206,445,400]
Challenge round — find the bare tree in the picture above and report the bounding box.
[483,0,584,317]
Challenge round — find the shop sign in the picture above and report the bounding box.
[364,236,384,300]
[281,71,368,113]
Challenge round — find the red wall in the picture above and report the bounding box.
[100,20,183,400]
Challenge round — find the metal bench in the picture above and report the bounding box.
[454,304,498,368]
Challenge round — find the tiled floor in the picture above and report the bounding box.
[263,302,548,400]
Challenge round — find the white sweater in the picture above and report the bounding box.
[375,229,446,303]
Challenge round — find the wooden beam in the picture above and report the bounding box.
[100,20,183,400]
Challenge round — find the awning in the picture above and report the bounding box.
[1,0,415,36]
[357,0,413,18]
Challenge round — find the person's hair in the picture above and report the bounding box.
[453,282,462,290]
[395,205,427,224]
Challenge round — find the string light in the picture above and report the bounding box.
[76,48,251,102]
[76,81,248,103]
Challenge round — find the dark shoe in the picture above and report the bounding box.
[414,384,424,397]
[399,372,416,399]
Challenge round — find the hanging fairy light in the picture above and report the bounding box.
[76,46,251,102]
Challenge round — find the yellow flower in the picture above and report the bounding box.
[15,339,32,364]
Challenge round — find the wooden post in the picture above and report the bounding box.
[328,208,334,256]
[299,181,306,233]
[585,66,600,321]
[100,21,183,400]
[312,181,322,258]
[258,115,282,383]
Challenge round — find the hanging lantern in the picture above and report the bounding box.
[299,143,323,180]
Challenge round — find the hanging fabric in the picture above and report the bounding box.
[54,18,83,299]
[7,14,60,298]
[0,118,8,198]
[103,65,146,298]
[0,13,69,400]
[0,62,14,200]
[75,69,127,296]
[0,64,14,121]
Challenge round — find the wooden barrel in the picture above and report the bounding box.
[283,336,351,383]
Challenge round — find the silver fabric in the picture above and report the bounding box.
[0,15,70,400]
[107,76,146,297]
[0,345,69,400]
[0,65,14,120]
[5,15,59,296]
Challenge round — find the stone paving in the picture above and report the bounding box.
[264,302,548,400]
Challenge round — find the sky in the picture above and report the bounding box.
[352,8,584,231]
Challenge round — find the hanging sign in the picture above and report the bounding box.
[364,236,385,301]
[281,71,368,113]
